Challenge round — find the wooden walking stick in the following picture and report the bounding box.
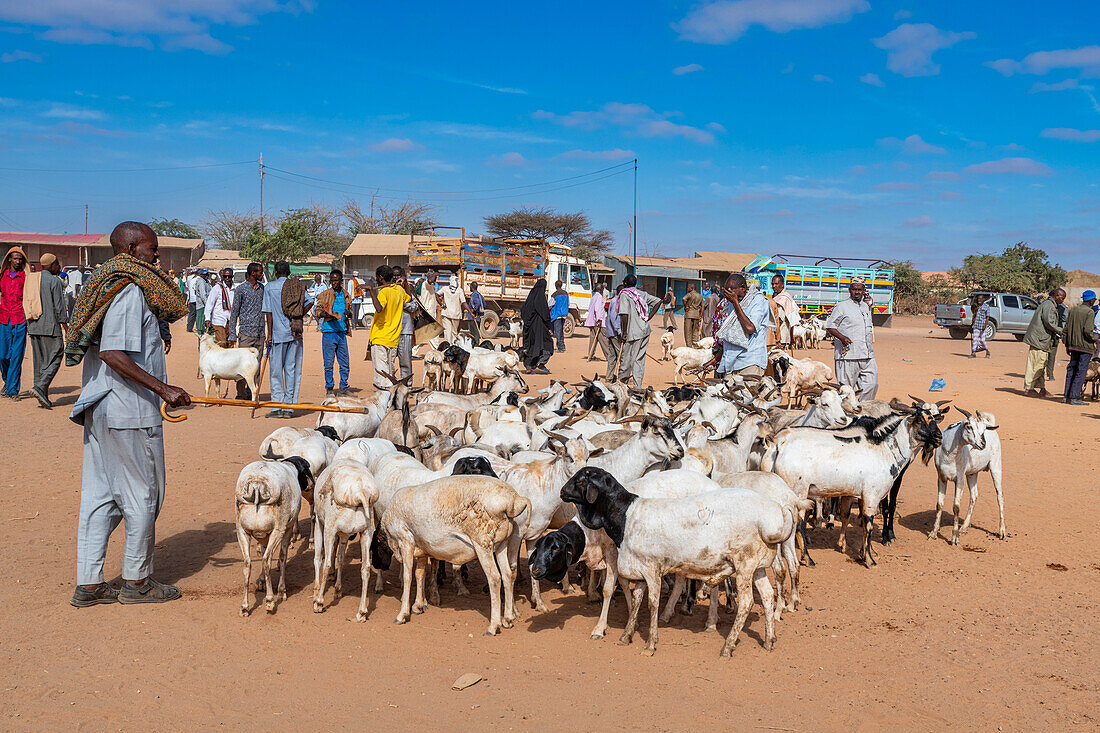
[161,397,371,423]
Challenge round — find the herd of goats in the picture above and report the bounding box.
[233,334,1008,657]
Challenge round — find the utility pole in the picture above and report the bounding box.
[259,154,265,231]
[84,204,88,234]
[632,158,637,267]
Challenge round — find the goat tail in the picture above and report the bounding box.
[760,504,795,546]
[509,496,532,527]
[796,498,816,516]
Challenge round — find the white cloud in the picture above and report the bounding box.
[676,0,869,44]
[812,73,832,82]
[878,134,946,155]
[0,0,313,55]
[487,152,526,167]
[42,102,105,120]
[986,46,1100,77]
[998,142,1025,151]
[534,102,718,144]
[873,23,976,77]
[369,137,420,153]
[1041,128,1100,142]
[962,157,1054,176]
[860,72,884,87]
[1028,79,1081,93]
[1,50,43,63]
[904,215,937,227]
[673,63,704,75]
[894,9,912,19]
[560,149,636,160]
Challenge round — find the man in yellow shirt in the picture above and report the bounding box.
[368,265,410,389]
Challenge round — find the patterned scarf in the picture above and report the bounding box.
[64,253,188,366]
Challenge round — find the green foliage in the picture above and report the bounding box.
[241,214,312,263]
[950,242,1067,295]
[888,260,925,302]
[148,217,200,238]
[888,259,964,314]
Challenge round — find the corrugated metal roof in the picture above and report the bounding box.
[342,233,411,257]
[0,231,203,250]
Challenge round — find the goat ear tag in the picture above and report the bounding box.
[697,506,714,524]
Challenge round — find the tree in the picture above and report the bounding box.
[950,242,1067,294]
[148,217,200,238]
[484,206,595,246]
[571,228,615,260]
[341,197,438,236]
[200,209,260,253]
[240,213,313,263]
[282,201,349,257]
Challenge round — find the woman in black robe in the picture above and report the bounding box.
[520,278,553,373]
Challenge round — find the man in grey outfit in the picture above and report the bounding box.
[612,274,662,387]
[27,253,68,408]
[70,222,191,607]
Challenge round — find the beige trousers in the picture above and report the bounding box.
[1024,348,1048,390]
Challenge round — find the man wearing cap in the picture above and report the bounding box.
[1022,288,1065,397]
[825,277,878,400]
[26,253,69,408]
[0,246,29,398]
[1062,290,1098,405]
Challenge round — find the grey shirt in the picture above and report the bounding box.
[26,270,68,337]
[262,277,296,344]
[613,287,663,341]
[825,297,874,361]
[229,280,265,340]
[70,284,167,429]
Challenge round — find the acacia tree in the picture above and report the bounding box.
[240,213,313,263]
[282,201,348,256]
[482,206,614,258]
[148,217,200,238]
[341,197,438,236]
[950,242,1067,294]
[200,209,259,253]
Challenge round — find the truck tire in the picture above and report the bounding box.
[563,313,576,337]
[360,313,373,329]
[480,310,501,338]
[948,327,969,340]
[983,321,996,341]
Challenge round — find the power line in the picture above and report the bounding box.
[262,160,635,195]
[0,160,256,173]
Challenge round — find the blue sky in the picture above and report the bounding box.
[1,0,1098,270]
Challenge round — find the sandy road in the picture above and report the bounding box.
[1,316,1096,730]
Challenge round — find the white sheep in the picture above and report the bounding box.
[198,333,260,400]
[929,408,1006,545]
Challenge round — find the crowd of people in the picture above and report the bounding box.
[1020,288,1099,406]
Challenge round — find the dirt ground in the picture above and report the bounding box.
[1,316,1096,731]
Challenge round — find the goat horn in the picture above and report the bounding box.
[956,406,972,419]
[448,426,464,438]
[613,415,645,424]
[545,430,569,444]
[426,425,442,436]
[935,399,952,407]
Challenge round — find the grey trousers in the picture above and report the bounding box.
[835,357,879,401]
[588,326,609,360]
[398,334,413,379]
[76,409,165,585]
[618,334,650,388]
[270,339,303,404]
[606,336,623,380]
[371,344,397,388]
[30,334,64,394]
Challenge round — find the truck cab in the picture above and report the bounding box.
[543,248,594,336]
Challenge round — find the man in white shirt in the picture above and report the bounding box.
[204,267,236,346]
[440,275,467,343]
[185,269,199,332]
[188,270,211,333]
[825,277,878,400]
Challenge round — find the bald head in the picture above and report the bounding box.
[110,221,159,265]
[723,272,748,302]
[1051,288,1066,304]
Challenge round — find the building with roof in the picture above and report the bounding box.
[0,231,204,272]
[603,250,760,311]
[196,247,336,279]
[341,234,411,275]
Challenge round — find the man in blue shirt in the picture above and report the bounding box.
[313,269,352,396]
[262,261,303,417]
[703,273,769,378]
[550,280,570,352]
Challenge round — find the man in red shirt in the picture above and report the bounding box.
[0,246,28,398]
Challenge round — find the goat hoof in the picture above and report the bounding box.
[394,615,408,625]
[502,619,514,629]
[703,625,717,633]
[355,611,368,623]
[532,601,548,612]
[239,606,250,617]
[265,603,276,614]
[764,639,775,651]
[927,531,937,540]
[641,648,656,657]
[483,627,500,637]
[412,605,426,615]
[590,633,604,641]
[616,636,632,646]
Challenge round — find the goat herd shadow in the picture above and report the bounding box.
[149,508,1004,637]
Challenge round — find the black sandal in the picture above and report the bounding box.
[70,582,119,607]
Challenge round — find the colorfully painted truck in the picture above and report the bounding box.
[743,253,896,326]
[407,227,595,337]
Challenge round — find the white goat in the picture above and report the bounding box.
[669,345,713,384]
[768,349,835,407]
[929,408,1006,545]
[317,391,390,440]
[659,329,675,360]
[198,333,259,400]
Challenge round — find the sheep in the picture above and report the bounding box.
[766,386,860,432]
[198,333,259,400]
[419,371,529,411]
[333,437,398,466]
[311,459,380,621]
[506,317,522,349]
[317,390,390,440]
[929,408,1006,545]
[259,426,334,460]
[561,467,792,656]
[381,475,530,635]
[659,328,675,360]
[1085,358,1099,401]
[669,345,713,384]
[234,458,310,616]
[768,349,835,407]
[760,400,945,566]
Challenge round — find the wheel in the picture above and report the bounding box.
[562,313,576,337]
[983,321,996,341]
[1014,333,1025,342]
[359,313,373,329]
[479,310,501,338]
[948,327,969,340]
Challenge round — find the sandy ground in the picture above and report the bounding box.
[1,316,1096,731]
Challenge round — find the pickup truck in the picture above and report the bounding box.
[934,291,1039,341]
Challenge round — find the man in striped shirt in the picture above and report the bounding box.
[228,263,265,400]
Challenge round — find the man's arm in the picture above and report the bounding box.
[1041,302,1064,336]
[264,311,274,345]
